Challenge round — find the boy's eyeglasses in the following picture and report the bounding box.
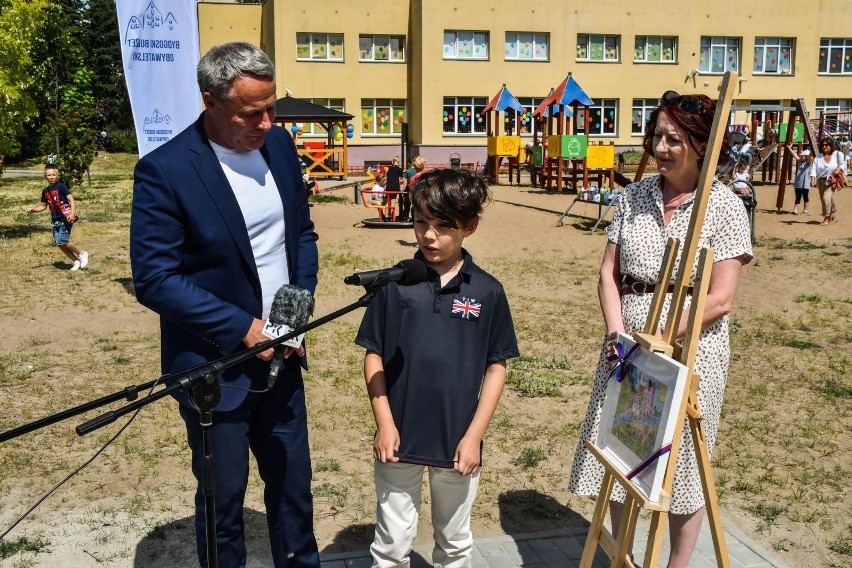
[661,90,705,115]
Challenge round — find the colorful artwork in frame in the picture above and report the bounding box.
[596,333,689,503]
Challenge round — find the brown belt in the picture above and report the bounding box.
[619,276,693,297]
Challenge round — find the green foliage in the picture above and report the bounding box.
[17,0,86,159]
[39,67,97,187]
[512,446,546,468]
[85,0,132,130]
[0,0,50,158]
[0,535,51,558]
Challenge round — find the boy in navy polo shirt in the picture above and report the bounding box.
[26,164,90,271]
[355,168,519,568]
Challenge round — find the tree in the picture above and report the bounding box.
[19,0,86,159]
[0,0,50,160]
[40,67,96,188]
[84,0,133,144]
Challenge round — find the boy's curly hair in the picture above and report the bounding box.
[411,168,490,229]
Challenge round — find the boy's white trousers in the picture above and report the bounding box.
[370,461,481,568]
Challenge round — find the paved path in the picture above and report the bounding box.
[319,517,790,568]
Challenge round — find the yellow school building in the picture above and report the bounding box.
[198,0,852,166]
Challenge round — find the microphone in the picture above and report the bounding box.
[262,284,314,390]
[344,259,428,287]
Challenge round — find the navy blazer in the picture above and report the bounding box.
[130,114,319,411]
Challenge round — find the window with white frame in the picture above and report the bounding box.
[631,99,658,135]
[361,99,406,136]
[699,36,739,73]
[816,99,852,114]
[577,34,619,62]
[505,32,549,61]
[359,35,405,62]
[577,99,618,136]
[517,97,546,134]
[442,97,487,134]
[443,31,488,60]
[818,38,852,75]
[296,33,344,61]
[753,37,793,74]
[634,36,676,63]
[300,98,346,137]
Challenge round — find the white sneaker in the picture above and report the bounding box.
[803,210,809,215]
[70,260,81,271]
[78,251,89,269]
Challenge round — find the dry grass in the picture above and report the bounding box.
[0,155,850,567]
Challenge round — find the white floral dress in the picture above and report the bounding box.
[568,175,753,514]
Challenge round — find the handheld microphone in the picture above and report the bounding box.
[262,284,314,390]
[344,259,428,287]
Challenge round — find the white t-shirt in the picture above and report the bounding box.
[370,182,386,204]
[210,141,289,319]
[809,150,847,180]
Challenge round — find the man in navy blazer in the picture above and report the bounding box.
[130,42,320,567]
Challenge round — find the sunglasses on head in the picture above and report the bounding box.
[661,90,704,115]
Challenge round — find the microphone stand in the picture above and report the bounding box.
[0,286,382,568]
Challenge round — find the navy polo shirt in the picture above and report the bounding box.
[355,249,519,468]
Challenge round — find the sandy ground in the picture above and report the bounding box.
[0,174,849,567]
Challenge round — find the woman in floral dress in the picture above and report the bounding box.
[568,91,753,567]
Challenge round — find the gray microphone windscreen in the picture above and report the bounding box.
[263,285,313,348]
[269,284,313,329]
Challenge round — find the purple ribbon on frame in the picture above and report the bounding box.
[607,342,640,383]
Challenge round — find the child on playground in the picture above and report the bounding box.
[730,160,753,199]
[787,144,812,215]
[369,173,387,205]
[355,168,519,568]
[26,164,89,271]
[399,156,426,222]
[384,156,404,210]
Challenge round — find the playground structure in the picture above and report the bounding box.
[532,74,608,194]
[482,84,524,186]
[723,98,820,212]
[273,95,354,179]
[357,186,411,228]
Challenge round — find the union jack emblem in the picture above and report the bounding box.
[451,296,481,321]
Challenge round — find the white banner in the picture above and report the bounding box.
[116,0,201,157]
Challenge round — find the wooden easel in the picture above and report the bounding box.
[580,72,737,568]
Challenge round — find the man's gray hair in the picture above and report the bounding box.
[197,42,275,103]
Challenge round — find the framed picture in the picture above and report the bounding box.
[596,333,689,502]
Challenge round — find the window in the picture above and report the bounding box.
[517,97,546,134]
[631,99,658,135]
[699,36,739,73]
[634,36,676,63]
[442,97,487,135]
[296,33,343,61]
[577,99,618,136]
[505,32,549,61]
[361,99,406,136]
[816,99,852,114]
[444,31,489,60]
[359,35,405,62]
[302,98,346,136]
[577,34,619,62]
[753,37,793,74]
[818,38,852,75]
